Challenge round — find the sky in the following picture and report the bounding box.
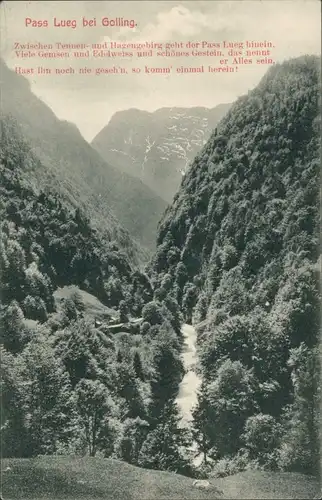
[1,0,321,141]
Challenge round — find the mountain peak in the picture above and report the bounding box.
[92,103,231,203]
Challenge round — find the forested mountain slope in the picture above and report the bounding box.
[149,55,321,476]
[91,105,231,203]
[1,116,190,476]
[0,59,167,255]
[0,120,153,320]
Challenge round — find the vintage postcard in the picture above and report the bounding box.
[0,1,321,499]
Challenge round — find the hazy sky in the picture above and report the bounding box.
[1,0,321,141]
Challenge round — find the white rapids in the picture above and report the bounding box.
[176,323,203,466]
[176,324,201,426]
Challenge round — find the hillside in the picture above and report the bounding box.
[2,457,320,499]
[149,55,320,476]
[53,286,118,322]
[91,105,231,203]
[0,121,154,319]
[0,92,194,487]
[0,119,190,482]
[0,59,167,254]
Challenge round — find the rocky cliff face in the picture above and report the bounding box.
[92,105,231,202]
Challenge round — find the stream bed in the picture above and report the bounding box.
[176,323,203,466]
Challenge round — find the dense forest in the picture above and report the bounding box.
[0,119,190,474]
[149,55,321,477]
[0,55,320,483]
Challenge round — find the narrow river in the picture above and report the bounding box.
[176,323,201,426]
[175,323,204,466]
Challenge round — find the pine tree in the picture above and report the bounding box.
[116,363,146,420]
[0,301,26,353]
[1,347,29,457]
[75,378,115,457]
[133,350,145,381]
[149,332,184,424]
[278,344,320,474]
[205,360,258,458]
[114,417,149,465]
[138,402,192,475]
[8,336,77,456]
[119,300,128,323]
[191,379,212,464]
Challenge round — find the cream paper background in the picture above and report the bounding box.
[0,0,321,141]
